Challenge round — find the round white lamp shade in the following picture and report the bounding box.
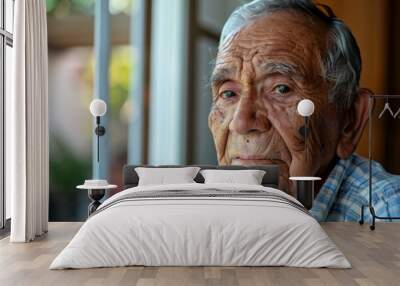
[297,99,315,117]
[90,99,107,117]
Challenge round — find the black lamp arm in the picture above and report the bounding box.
[305,116,309,161]
[94,116,106,163]
[95,116,106,136]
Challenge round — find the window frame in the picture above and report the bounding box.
[0,0,14,231]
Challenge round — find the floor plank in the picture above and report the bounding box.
[0,222,399,286]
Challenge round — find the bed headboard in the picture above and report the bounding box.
[123,165,280,190]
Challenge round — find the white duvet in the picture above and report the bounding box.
[50,183,350,269]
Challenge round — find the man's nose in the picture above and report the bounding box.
[229,96,270,134]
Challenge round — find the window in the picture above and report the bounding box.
[0,0,14,230]
[47,0,132,221]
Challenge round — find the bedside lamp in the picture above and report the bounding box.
[297,99,315,161]
[90,99,107,162]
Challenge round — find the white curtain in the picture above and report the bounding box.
[7,0,49,242]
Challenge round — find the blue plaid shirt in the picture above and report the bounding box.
[310,154,400,222]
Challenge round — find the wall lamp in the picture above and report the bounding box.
[297,99,315,161]
[90,99,107,162]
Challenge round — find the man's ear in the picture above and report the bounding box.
[336,88,372,159]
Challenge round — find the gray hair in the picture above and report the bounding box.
[219,0,361,110]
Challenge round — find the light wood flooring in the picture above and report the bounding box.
[0,222,399,286]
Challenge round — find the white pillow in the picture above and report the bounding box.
[135,167,201,186]
[200,169,266,185]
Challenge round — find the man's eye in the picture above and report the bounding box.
[273,84,291,95]
[220,90,237,99]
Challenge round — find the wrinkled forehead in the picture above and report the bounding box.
[215,10,328,75]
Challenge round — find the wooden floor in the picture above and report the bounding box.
[0,222,399,286]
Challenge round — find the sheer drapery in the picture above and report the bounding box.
[7,0,49,242]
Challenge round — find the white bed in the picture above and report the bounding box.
[50,183,350,269]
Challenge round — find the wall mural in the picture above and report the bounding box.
[45,0,400,223]
[206,1,400,222]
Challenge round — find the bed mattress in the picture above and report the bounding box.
[50,183,350,269]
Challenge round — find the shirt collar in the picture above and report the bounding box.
[309,155,353,221]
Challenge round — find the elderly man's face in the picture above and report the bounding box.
[209,11,346,188]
